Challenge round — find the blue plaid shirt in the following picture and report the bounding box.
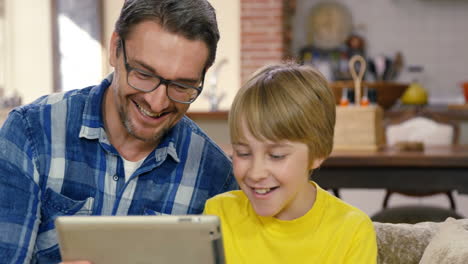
[0,76,236,263]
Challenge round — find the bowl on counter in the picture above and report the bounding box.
[329,81,409,110]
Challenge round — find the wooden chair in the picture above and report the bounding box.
[382,108,459,210]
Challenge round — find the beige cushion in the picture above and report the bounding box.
[374,219,468,264]
[419,218,468,264]
[374,221,438,264]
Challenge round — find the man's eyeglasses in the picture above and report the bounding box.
[120,39,204,104]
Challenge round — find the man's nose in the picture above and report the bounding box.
[142,83,171,112]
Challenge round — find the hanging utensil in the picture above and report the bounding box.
[348,55,367,105]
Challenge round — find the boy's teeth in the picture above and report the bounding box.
[255,188,271,194]
[137,103,161,117]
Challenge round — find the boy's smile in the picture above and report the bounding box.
[253,187,279,195]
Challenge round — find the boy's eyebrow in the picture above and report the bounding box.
[266,142,292,148]
[232,142,292,148]
[232,142,248,147]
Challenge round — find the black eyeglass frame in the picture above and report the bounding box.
[120,38,205,104]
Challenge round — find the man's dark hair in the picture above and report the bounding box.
[115,0,220,68]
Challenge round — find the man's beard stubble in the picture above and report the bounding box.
[118,105,167,144]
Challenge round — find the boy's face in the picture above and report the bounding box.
[232,123,323,220]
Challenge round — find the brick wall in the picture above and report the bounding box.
[240,0,288,83]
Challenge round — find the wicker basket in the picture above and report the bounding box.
[333,55,385,151]
[334,105,385,150]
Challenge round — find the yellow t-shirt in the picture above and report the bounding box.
[204,182,377,264]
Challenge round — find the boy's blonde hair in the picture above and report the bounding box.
[229,62,336,163]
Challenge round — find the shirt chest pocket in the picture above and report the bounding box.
[34,189,95,261]
[41,188,94,224]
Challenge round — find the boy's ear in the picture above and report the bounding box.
[310,158,325,170]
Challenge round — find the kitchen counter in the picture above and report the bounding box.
[187,105,468,121]
[186,105,468,145]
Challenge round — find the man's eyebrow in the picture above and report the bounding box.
[130,58,201,83]
[128,57,156,74]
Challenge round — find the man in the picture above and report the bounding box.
[0,0,236,263]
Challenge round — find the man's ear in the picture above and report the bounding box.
[310,158,325,170]
[109,32,119,67]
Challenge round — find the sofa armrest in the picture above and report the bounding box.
[374,219,468,264]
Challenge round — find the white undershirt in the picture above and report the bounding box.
[122,157,146,182]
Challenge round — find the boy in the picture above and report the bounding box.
[205,62,377,263]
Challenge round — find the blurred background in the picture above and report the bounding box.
[1,0,467,220]
[1,0,467,108]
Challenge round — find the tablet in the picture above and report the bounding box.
[55,215,225,264]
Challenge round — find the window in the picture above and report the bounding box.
[52,0,103,92]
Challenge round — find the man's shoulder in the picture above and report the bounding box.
[16,87,94,115]
[178,116,230,160]
[4,86,98,138]
[178,115,211,140]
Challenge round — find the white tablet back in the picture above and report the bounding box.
[55,215,225,264]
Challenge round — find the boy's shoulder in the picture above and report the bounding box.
[205,190,247,213]
[208,190,245,203]
[317,186,373,226]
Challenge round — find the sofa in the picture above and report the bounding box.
[374,218,468,264]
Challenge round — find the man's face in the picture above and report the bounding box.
[109,21,208,143]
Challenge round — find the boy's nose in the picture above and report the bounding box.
[247,158,269,181]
